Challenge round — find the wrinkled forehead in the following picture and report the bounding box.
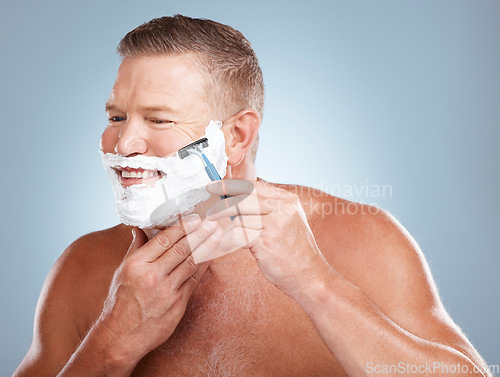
[110,54,211,110]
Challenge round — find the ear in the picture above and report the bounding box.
[222,109,260,166]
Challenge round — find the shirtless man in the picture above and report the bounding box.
[13,15,491,377]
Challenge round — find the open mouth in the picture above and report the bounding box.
[114,167,163,187]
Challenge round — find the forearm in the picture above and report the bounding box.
[57,320,140,377]
[292,269,490,377]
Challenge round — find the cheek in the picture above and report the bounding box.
[147,129,197,157]
[100,127,120,153]
[99,126,201,156]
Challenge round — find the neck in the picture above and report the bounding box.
[225,156,257,180]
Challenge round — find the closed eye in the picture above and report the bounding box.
[106,116,175,127]
[150,119,175,126]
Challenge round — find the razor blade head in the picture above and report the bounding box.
[178,137,209,159]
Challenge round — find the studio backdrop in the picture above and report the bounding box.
[1,0,498,375]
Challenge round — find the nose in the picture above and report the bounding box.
[115,118,148,156]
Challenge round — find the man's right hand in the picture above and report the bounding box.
[96,214,223,362]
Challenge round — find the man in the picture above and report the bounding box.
[14,15,491,377]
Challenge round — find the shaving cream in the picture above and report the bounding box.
[101,120,228,228]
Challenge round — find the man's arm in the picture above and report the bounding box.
[12,238,101,376]
[13,216,221,376]
[294,206,492,377]
[13,229,145,377]
[205,180,491,377]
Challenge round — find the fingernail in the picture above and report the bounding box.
[211,227,224,240]
[203,220,217,231]
[184,213,201,223]
[206,182,219,193]
[182,214,201,230]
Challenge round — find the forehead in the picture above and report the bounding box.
[108,54,208,111]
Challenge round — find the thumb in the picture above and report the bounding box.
[125,227,148,258]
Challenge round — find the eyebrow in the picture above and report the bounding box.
[105,102,177,114]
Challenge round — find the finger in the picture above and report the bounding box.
[198,227,261,263]
[155,219,220,273]
[206,179,284,199]
[224,214,264,231]
[205,194,250,215]
[179,261,210,296]
[206,193,272,220]
[221,225,261,252]
[206,179,255,196]
[191,226,225,264]
[139,214,201,262]
[193,216,263,263]
[170,227,223,286]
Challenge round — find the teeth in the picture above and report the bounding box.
[120,169,159,179]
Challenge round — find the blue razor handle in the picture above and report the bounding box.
[177,138,234,220]
[201,154,228,197]
[201,153,234,220]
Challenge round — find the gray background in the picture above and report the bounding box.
[1,0,498,374]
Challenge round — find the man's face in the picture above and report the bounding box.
[101,54,212,187]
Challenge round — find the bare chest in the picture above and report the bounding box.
[130,261,343,377]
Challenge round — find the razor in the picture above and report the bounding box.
[178,138,235,220]
[178,138,224,182]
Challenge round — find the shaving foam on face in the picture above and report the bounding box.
[101,121,228,228]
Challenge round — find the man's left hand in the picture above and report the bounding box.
[205,179,332,298]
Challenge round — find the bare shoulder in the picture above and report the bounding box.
[269,180,487,367]
[51,224,133,331]
[44,223,133,332]
[269,180,432,309]
[13,224,132,376]
[274,180,444,319]
[59,223,133,277]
